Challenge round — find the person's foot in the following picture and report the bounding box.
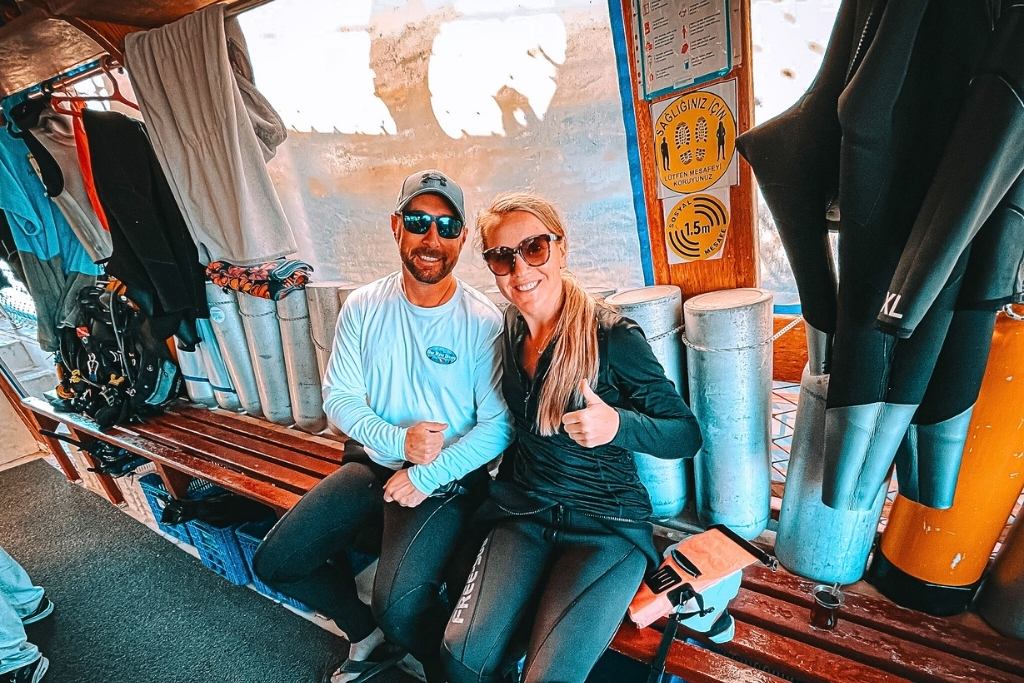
[325,642,406,683]
[21,595,54,626]
[0,656,48,683]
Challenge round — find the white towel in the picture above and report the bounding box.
[125,5,296,265]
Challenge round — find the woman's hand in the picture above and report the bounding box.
[383,469,429,507]
[562,380,620,448]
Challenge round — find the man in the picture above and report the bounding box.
[254,169,512,683]
[1,546,53,683]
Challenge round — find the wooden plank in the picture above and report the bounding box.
[20,399,301,511]
[773,316,807,382]
[103,427,301,512]
[154,414,339,478]
[128,421,320,494]
[742,565,1024,677]
[619,0,758,295]
[717,619,910,683]
[610,623,785,683]
[169,406,345,462]
[730,589,1022,682]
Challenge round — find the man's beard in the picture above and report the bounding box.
[401,245,456,284]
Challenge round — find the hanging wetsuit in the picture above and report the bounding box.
[885,5,1024,508]
[737,0,998,511]
[82,109,207,348]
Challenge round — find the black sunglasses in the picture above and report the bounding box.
[400,211,465,239]
[482,233,563,276]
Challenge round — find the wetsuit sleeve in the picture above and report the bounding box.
[407,324,514,494]
[321,295,407,458]
[878,10,1024,336]
[607,322,702,459]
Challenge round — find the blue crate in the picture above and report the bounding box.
[138,473,218,545]
[188,517,251,586]
[235,519,311,611]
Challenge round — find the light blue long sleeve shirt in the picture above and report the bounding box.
[322,272,513,494]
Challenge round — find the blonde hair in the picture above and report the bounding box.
[478,192,610,436]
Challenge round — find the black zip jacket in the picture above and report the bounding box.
[496,304,702,522]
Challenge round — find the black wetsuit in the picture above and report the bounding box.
[442,306,702,683]
[736,0,1017,510]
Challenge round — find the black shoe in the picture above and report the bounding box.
[321,643,405,683]
[21,596,53,626]
[0,656,48,683]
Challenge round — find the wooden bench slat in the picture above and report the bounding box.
[128,421,320,494]
[742,565,1024,676]
[610,623,786,683]
[731,589,1022,683]
[717,618,911,683]
[154,414,340,478]
[170,405,345,462]
[90,427,302,512]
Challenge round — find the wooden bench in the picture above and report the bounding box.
[610,561,1024,682]
[20,396,345,515]
[17,396,1024,682]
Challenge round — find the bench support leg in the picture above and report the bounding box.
[155,463,193,499]
[31,414,81,484]
[67,426,125,506]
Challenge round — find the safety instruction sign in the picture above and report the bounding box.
[637,0,731,100]
[652,79,737,197]
[663,188,730,263]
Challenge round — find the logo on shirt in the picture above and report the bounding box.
[426,345,458,365]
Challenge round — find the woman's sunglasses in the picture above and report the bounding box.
[482,233,563,276]
[401,211,465,239]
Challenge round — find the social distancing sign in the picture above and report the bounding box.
[654,90,736,195]
[663,191,731,263]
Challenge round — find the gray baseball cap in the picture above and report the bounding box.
[395,169,466,224]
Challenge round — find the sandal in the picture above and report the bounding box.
[322,642,406,683]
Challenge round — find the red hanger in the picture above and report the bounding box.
[49,57,140,116]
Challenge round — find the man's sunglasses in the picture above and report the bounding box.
[400,211,465,239]
[482,233,563,276]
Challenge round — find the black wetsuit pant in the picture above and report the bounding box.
[252,442,485,680]
[442,505,647,683]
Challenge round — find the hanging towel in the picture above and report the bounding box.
[206,259,312,300]
[0,128,99,351]
[124,4,296,265]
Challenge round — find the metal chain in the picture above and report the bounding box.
[647,323,685,344]
[238,308,276,319]
[681,315,804,353]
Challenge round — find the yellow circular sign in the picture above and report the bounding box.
[655,91,736,194]
[665,194,730,262]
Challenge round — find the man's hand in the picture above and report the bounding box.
[562,380,619,448]
[383,469,429,507]
[404,421,448,464]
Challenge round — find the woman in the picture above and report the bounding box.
[442,193,702,683]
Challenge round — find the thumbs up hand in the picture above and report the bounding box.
[562,379,620,448]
